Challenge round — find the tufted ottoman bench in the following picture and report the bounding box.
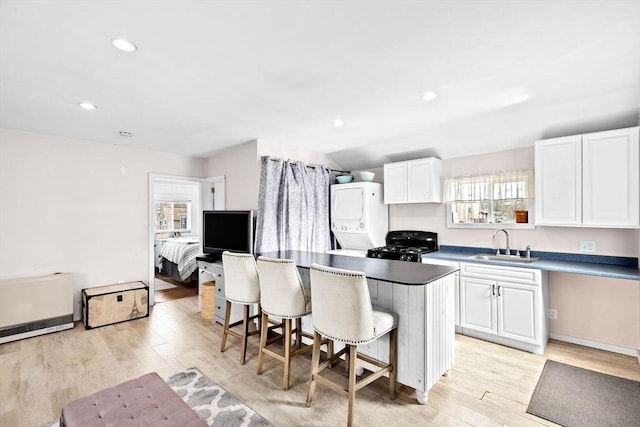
[60,372,207,427]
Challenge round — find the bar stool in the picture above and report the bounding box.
[256,256,322,390]
[220,251,262,365]
[306,263,398,427]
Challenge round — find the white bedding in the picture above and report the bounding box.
[160,239,202,281]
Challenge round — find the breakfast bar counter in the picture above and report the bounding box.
[258,250,458,404]
[257,250,457,285]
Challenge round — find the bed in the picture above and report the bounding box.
[157,238,201,283]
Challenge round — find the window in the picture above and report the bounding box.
[155,201,192,232]
[443,170,533,227]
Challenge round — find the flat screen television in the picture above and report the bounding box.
[202,210,254,259]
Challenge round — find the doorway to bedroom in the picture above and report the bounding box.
[148,174,225,305]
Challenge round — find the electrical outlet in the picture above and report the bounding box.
[579,240,596,252]
[548,309,558,320]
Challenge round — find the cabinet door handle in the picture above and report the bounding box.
[497,285,501,297]
[491,284,495,296]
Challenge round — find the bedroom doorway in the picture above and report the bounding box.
[148,174,225,306]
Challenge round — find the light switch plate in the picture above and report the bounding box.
[579,241,596,252]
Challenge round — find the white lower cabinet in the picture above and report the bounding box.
[460,276,496,334]
[460,262,548,354]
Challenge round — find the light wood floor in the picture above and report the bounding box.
[154,274,199,303]
[1,296,638,427]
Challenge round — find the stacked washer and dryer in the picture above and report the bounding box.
[327,182,388,256]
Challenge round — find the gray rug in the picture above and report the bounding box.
[42,367,272,427]
[527,360,640,427]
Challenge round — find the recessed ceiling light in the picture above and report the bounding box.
[333,118,344,127]
[79,102,97,110]
[112,38,137,52]
[422,91,438,101]
[119,131,134,137]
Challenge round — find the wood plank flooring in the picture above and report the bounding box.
[1,296,638,427]
[154,274,198,303]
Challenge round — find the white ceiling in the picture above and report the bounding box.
[1,0,638,170]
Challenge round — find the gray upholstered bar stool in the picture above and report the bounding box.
[255,256,321,390]
[306,263,398,427]
[220,251,262,365]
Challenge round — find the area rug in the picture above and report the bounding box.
[527,360,640,427]
[42,367,273,427]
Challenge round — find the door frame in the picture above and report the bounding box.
[147,174,225,305]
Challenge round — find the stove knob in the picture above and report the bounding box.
[400,254,406,261]
[377,253,383,258]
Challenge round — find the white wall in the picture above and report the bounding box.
[549,272,639,352]
[205,140,260,210]
[257,140,343,171]
[0,128,205,318]
[205,139,344,211]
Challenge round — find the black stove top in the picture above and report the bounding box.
[367,230,438,262]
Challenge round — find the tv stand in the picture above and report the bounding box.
[196,257,244,325]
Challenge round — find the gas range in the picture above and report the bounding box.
[367,230,438,262]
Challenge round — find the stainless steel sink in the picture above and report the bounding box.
[468,253,539,263]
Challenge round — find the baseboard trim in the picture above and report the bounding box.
[549,333,638,358]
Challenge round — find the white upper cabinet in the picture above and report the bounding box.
[383,162,407,204]
[582,129,639,227]
[535,127,639,228]
[535,135,582,225]
[384,157,442,204]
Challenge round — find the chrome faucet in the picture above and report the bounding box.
[492,228,510,255]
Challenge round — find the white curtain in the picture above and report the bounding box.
[254,156,334,253]
[443,169,534,202]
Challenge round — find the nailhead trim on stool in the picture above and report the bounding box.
[60,372,207,427]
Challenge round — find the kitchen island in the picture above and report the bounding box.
[258,250,458,404]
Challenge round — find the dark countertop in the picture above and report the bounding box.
[257,250,457,285]
[423,246,640,281]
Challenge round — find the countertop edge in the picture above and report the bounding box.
[423,251,640,281]
[259,250,458,285]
